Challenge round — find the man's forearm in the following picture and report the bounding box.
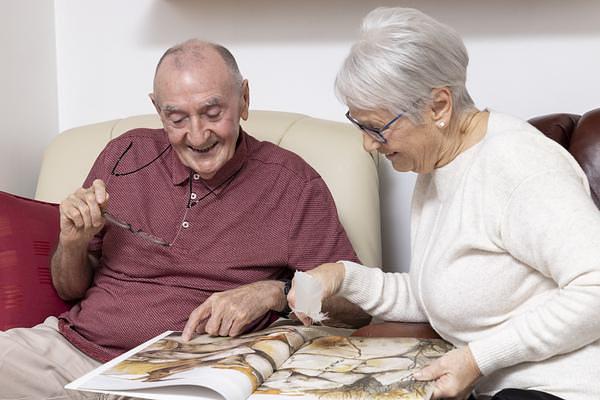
[322,296,372,328]
[50,238,95,301]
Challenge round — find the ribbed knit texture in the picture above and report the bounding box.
[340,112,600,399]
[59,128,357,362]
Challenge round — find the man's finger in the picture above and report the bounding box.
[71,195,93,229]
[229,320,245,337]
[194,319,208,335]
[204,308,224,336]
[182,303,211,341]
[83,190,104,228]
[92,179,108,205]
[218,317,234,337]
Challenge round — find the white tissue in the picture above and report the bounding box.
[291,271,328,323]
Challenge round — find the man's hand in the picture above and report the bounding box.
[51,179,109,300]
[287,262,345,326]
[182,280,286,340]
[59,179,109,245]
[413,346,481,400]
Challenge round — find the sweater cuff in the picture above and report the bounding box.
[468,326,527,376]
[338,260,380,305]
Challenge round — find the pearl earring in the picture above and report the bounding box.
[437,121,446,128]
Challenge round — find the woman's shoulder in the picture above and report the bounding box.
[475,111,584,183]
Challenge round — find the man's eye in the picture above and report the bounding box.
[171,117,186,126]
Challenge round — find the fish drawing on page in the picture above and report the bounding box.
[99,326,310,390]
[252,336,452,400]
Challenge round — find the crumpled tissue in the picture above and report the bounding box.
[291,271,328,323]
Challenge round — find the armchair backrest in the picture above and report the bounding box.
[529,108,600,209]
[35,110,382,267]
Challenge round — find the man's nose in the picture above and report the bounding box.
[188,116,210,144]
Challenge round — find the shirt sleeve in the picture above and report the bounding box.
[287,177,359,269]
[468,169,600,376]
[337,261,427,322]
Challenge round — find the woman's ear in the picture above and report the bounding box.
[430,87,452,128]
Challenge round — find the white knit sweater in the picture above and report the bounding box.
[340,112,600,399]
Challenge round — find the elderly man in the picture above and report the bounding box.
[0,40,368,399]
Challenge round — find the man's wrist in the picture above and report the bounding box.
[276,278,292,317]
[59,233,91,249]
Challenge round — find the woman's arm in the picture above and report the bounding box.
[470,169,600,376]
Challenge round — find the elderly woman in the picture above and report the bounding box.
[289,7,600,400]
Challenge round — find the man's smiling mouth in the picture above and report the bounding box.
[188,142,218,153]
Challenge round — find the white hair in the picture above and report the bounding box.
[335,7,475,123]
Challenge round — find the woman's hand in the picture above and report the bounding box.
[287,262,345,326]
[413,346,481,400]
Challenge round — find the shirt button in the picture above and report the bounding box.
[190,192,197,200]
[182,221,190,229]
[193,174,200,180]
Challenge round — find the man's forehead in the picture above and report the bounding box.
[155,59,234,94]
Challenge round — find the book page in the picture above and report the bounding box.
[67,324,348,400]
[249,336,453,400]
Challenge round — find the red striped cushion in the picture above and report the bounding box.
[0,191,70,330]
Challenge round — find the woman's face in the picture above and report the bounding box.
[348,107,444,174]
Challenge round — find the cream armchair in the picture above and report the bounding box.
[35,110,382,268]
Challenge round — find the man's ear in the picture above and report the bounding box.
[239,80,250,121]
[430,87,452,126]
[149,93,161,115]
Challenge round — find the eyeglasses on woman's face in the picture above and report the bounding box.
[345,111,404,144]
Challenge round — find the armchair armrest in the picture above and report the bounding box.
[352,322,441,339]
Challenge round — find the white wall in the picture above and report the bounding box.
[6,0,600,272]
[0,0,58,198]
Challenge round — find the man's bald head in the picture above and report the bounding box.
[149,39,250,181]
[153,39,243,95]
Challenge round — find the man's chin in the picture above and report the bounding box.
[191,165,219,180]
[182,155,225,180]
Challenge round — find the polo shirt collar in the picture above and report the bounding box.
[169,128,249,186]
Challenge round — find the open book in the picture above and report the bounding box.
[67,323,452,400]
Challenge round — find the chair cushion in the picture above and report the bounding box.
[0,191,70,330]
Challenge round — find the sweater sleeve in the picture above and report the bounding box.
[338,261,427,322]
[469,169,600,376]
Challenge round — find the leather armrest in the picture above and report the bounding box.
[351,322,441,339]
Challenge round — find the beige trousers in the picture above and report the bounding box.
[0,317,105,400]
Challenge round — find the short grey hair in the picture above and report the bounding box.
[335,7,475,123]
[155,39,243,88]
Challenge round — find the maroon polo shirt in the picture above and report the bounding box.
[58,128,358,362]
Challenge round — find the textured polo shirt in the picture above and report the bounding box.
[58,128,358,362]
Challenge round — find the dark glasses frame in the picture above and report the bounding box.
[345,111,404,144]
[103,141,188,247]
